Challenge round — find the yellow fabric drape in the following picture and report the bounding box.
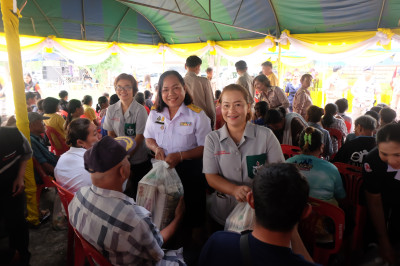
[54,36,114,56]
[1,0,39,225]
[0,33,45,52]
[167,42,208,58]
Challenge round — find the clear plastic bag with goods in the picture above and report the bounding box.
[136,160,184,230]
[224,202,256,233]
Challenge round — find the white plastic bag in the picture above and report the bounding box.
[136,160,184,230]
[224,202,255,233]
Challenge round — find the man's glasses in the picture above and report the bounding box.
[115,86,132,92]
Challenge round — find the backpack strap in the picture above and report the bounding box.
[240,233,252,266]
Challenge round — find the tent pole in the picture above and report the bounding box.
[267,0,281,37]
[377,0,386,29]
[278,44,282,87]
[31,0,60,37]
[81,0,87,40]
[0,0,40,225]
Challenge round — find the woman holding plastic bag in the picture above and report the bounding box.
[203,84,285,231]
[144,71,212,241]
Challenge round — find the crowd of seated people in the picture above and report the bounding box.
[2,56,400,266]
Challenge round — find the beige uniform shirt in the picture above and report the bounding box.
[267,73,278,87]
[259,86,289,109]
[237,72,255,100]
[293,87,312,119]
[184,72,216,128]
[203,122,284,225]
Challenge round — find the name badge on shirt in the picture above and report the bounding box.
[180,122,192,126]
[155,116,165,124]
[246,153,267,179]
[124,123,136,136]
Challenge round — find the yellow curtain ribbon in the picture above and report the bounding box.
[0,0,40,225]
[377,28,394,50]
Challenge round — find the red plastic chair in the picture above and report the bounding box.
[344,121,351,134]
[325,128,344,156]
[280,144,301,160]
[333,162,365,251]
[32,158,55,212]
[73,228,112,266]
[59,110,68,119]
[299,197,345,266]
[45,126,69,156]
[52,180,75,266]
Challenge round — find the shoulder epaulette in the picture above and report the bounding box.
[151,106,156,110]
[187,104,202,113]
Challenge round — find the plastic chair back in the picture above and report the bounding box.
[73,228,112,266]
[299,197,345,266]
[45,126,69,156]
[280,144,301,160]
[52,180,74,217]
[333,162,365,250]
[344,121,351,134]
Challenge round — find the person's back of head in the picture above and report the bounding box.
[306,105,324,123]
[82,95,92,106]
[59,90,68,100]
[335,98,348,113]
[365,110,380,127]
[252,163,309,232]
[186,55,202,70]
[144,90,152,100]
[379,107,397,126]
[235,60,247,72]
[109,94,120,105]
[322,103,338,128]
[265,108,285,125]
[370,106,382,114]
[299,126,323,154]
[355,115,377,136]
[134,92,145,105]
[37,99,44,113]
[215,90,221,101]
[43,97,60,114]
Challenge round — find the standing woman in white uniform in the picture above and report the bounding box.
[144,70,212,238]
[203,84,285,230]
[103,73,150,198]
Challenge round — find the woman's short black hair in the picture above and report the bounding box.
[66,118,91,147]
[59,90,68,99]
[377,122,400,144]
[154,70,193,113]
[306,105,324,123]
[43,97,60,114]
[82,95,92,105]
[109,94,120,105]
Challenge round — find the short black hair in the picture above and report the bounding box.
[370,106,382,114]
[365,110,380,123]
[25,92,36,101]
[377,122,400,144]
[235,60,247,71]
[37,99,44,111]
[215,90,221,100]
[59,90,68,99]
[206,67,213,73]
[66,118,91,147]
[186,55,202,68]
[114,73,138,96]
[380,107,397,124]
[306,105,324,123]
[299,126,323,153]
[265,108,285,125]
[144,90,152,99]
[335,98,348,113]
[355,115,377,131]
[253,163,309,232]
[82,95,92,105]
[43,97,59,114]
[109,94,120,105]
[321,103,338,128]
[254,101,269,116]
[261,61,273,68]
[135,92,145,105]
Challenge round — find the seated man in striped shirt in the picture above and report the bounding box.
[68,136,184,265]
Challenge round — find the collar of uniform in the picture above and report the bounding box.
[219,121,256,142]
[186,71,198,78]
[308,122,323,130]
[90,185,135,205]
[114,100,136,117]
[161,103,186,121]
[68,147,86,156]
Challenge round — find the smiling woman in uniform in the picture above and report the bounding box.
[103,73,150,198]
[203,84,284,231]
[144,70,211,244]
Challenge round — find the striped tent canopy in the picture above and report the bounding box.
[1,0,400,45]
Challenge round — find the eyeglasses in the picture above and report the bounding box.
[115,86,132,92]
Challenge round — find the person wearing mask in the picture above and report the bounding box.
[199,163,315,266]
[253,74,289,110]
[235,60,254,100]
[363,123,400,265]
[261,61,278,86]
[293,74,313,119]
[59,90,69,111]
[321,103,347,153]
[144,70,211,248]
[103,73,150,198]
[333,115,377,168]
[82,95,99,127]
[305,105,333,159]
[203,84,284,230]
[265,107,308,146]
[184,55,216,128]
[55,118,100,193]
[64,99,84,130]
[287,127,346,206]
[285,71,301,112]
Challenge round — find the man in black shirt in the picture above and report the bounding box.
[333,115,376,167]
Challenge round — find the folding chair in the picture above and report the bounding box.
[73,228,112,266]
[45,126,69,156]
[333,162,365,251]
[280,144,301,160]
[299,197,345,266]
[52,180,75,266]
[32,158,56,211]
